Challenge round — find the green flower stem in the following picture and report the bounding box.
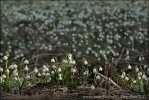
[19,58,24,76]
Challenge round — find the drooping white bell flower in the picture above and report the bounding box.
[125,76,129,81]
[99,67,103,71]
[135,67,139,72]
[91,85,95,90]
[128,65,132,70]
[93,68,97,74]
[84,60,88,65]
[58,67,62,72]
[24,66,29,71]
[24,60,29,64]
[33,67,38,74]
[51,58,55,63]
[62,59,68,63]
[0,67,3,72]
[96,75,101,80]
[71,68,77,73]
[3,56,8,60]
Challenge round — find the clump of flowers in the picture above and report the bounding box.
[121,64,149,94]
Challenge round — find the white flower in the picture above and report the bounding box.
[13,64,17,69]
[45,67,49,72]
[138,57,142,61]
[84,60,88,65]
[0,77,4,83]
[48,77,51,82]
[71,68,77,73]
[3,56,8,60]
[83,70,89,76]
[59,76,62,80]
[138,76,142,80]
[51,71,55,74]
[25,75,30,80]
[2,74,6,79]
[147,68,149,72]
[121,74,125,79]
[122,72,126,75]
[135,67,139,72]
[147,68,149,75]
[138,72,142,76]
[125,76,129,81]
[91,85,95,90]
[24,66,29,71]
[37,73,41,77]
[51,58,55,63]
[144,65,147,68]
[42,65,49,72]
[133,80,136,84]
[13,70,18,76]
[58,68,62,72]
[46,73,50,76]
[42,72,46,76]
[9,65,14,69]
[42,68,46,73]
[33,67,38,74]
[58,74,62,80]
[99,67,103,71]
[52,65,56,69]
[14,77,19,80]
[68,56,72,61]
[0,67,3,72]
[93,68,97,74]
[142,74,147,80]
[70,60,76,64]
[128,65,132,70]
[68,54,72,58]
[9,64,17,69]
[24,60,29,64]
[62,59,68,63]
[96,75,101,80]
[58,74,62,77]
[43,65,47,69]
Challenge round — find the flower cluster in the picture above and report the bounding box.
[121,64,149,94]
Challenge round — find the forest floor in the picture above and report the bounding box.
[1,84,148,100]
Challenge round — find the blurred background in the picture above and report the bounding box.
[0,0,149,65]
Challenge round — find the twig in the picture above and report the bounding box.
[97,73,121,89]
